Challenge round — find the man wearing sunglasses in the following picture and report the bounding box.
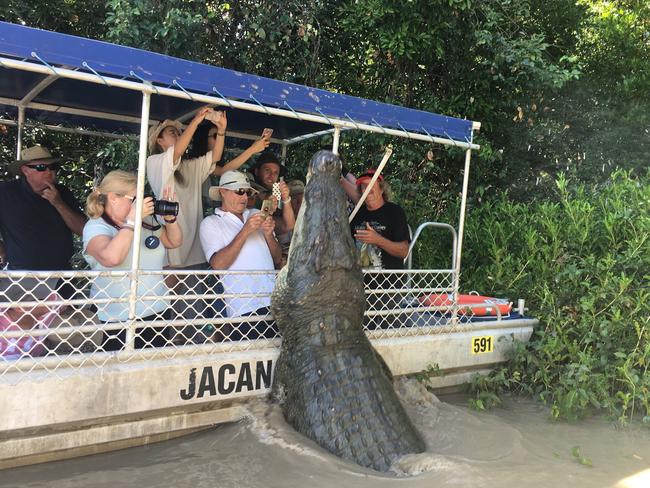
[250,150,296,265]
[0,145,86,273]
[200,170,281,340]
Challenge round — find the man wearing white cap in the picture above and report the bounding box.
[199,170,281,339]
[0,145,86,272]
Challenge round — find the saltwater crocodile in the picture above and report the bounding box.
[271,150,425,472]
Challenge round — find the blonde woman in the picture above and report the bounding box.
[83,170,182,350]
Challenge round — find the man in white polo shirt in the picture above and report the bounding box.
[200,170,281,340]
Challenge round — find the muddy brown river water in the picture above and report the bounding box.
[2,380,649,488]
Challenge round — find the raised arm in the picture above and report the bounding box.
[278,180,296,231]
[41,183,87,236]
[86,198,154,267]
[208,111,227,164]
[174,106,212,162]
[159,188,182,249]
[212,133,271,176]
[340,175,360,203]
[160,219,182,249]
[85,230,135,268]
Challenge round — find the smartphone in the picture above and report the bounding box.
[262,127,274,139]
[260,198,274,219]
[206,110,223,124]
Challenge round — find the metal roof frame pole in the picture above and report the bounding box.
[332,126,341,155]
[281,143,287,164]
[126,89,152,351]
[16,106,24,159]
[452,133,474,323]
[1,56,482,150]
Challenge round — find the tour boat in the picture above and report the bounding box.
[0,22,537,469]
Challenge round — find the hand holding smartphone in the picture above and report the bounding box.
[205,110,223,124]
[260,198,274,219]
[262,127,274,139]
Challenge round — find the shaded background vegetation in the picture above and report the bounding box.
[1,1,648,421]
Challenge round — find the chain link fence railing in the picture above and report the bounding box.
[0,268,513,381]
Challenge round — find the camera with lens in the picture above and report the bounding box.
[145,195,179,217]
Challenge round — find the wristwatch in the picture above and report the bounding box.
[122,219,135,230]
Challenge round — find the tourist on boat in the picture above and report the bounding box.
[350,169,409,269]
[146,108,270,342]
[0,145,87,297]
[146,107,271,269]
[200,170,280,340]
[287,179,305,217]
[0,145,86,271]
[350,169,410,328]
[250,151,295,262]
[82,170,182,350]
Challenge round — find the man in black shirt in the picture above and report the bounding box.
[350,169,410,269]
[0,145,86,272]
[350,169,410,329]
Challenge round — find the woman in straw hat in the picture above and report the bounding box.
[146,107,271,269]
[146,107,270,342]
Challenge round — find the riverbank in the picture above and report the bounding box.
[413,171,650,422]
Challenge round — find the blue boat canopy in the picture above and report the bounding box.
[0,21,474,144]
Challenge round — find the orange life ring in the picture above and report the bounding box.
[418,293,512,316]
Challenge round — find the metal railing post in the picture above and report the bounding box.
[332,126,341,154]
[453,132,474,322]
[16,106,24,160]
[405,222,458,271]
[281,143,287,163]
[126,89,151,350]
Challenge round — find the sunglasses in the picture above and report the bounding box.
[230,188,255,197]
[26,162,61,172]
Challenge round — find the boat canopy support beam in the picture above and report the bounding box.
[332,126,341,155]
[453,136,474,303]
[126,90,151,351]
[0,56,480,150]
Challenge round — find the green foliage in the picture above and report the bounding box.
[414,363,444,383]
[4,0,647,202]
[460,171,650,422]
[104,0,208,59]
[1,1,649,421]
[577,0,650,99]
[1,0,107,38]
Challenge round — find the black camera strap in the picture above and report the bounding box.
[101,213,161,231]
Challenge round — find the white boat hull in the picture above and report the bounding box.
[0,319,535,469]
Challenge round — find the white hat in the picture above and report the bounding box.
[208,170,258,201]
[147,119,184,153]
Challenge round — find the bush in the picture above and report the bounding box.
[439,171,649,422]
